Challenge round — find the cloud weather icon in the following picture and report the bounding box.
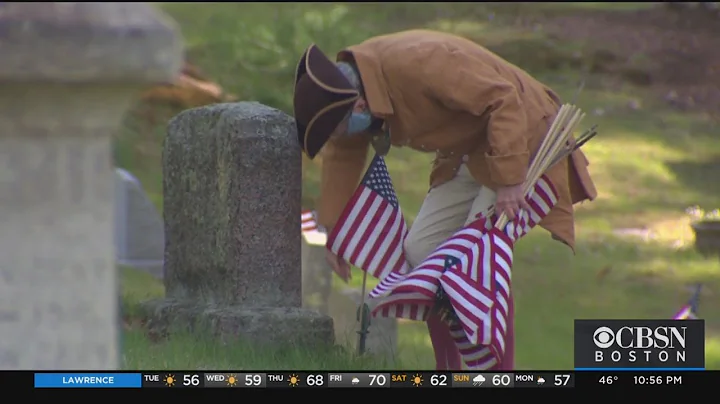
[351,377,360,385]
[538,377,545,385]
[472,375,485,386]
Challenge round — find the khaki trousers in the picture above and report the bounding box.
[404,164,515,370]
[404,164,496,267]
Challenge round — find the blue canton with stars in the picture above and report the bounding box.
[361,154,399,208]
[444,255,461,270]
[443,252,502,290]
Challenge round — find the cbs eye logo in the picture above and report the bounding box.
[593,327,615,349]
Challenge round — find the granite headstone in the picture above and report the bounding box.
[141,102,334,348]
[114,168,165,279]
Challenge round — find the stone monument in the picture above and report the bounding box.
[0,3,182,369]
[114,168,165,279]
[301,229,333,312]
[141,102,334,347]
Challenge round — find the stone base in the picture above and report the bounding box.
[328,287,398,358]
[139,299,335,348]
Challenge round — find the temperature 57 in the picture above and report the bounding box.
[554,374,571,387]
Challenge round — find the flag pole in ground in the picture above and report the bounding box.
[357,270,371,355]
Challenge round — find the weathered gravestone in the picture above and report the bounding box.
[141,102,334,347]
[301,231,398,356]
[114,168,165,279]
[301,230,333,312]
[0,3,182,369]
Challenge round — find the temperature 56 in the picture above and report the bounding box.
[183,374,200,387]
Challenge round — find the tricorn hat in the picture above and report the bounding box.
[294,44,359,159]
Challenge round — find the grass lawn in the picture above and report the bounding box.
[118,2,720,370]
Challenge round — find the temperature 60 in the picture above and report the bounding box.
[599,375,619,385]
[492,374,511,386]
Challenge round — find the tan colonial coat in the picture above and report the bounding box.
[317,30,597,251]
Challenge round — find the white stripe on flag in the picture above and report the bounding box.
[330,188,371,253]
[355,203,393,269]
[343,196,382,259]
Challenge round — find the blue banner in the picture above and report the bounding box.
[34,373,142,388]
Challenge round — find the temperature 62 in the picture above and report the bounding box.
[599,375,619,385]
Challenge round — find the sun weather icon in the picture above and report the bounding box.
[412,374,423,387]
[289,374,299,387]
[164,374,175,387]
[227,374,237,386]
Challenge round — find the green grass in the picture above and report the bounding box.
[121,267,430,369]
[118,2,720,370]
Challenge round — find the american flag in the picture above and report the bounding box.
[371,176,559,370]
[673,284,702,320]
[327,154,410,279]
[301,209,319,233]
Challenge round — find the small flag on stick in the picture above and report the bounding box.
[301,209,319,233]
[673,284,702,320]
[327,154,410,280]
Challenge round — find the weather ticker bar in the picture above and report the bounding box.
[19,371,717,388]
[28,371,570,388]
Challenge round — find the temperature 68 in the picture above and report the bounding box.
[306,374,325,387]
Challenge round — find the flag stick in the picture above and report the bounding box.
[690,283,702,314]
[356,270,371,355]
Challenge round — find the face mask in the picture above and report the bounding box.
[347,111,372,135]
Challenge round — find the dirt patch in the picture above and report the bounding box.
[534,6,720,116]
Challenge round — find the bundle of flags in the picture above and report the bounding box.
[320,102,592,368]
[325,154,559,370]
[673,284,702,320]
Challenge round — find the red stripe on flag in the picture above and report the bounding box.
[366,204,399,278]
[348,199,388,265]
[334,189,375,259]
[356,204,396,270]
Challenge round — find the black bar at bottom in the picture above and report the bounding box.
[575,371,713,388]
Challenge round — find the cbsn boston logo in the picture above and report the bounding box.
[593,325,686,363]
[574,320,705,370]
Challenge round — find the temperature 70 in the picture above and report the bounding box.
[598,375,619,385]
